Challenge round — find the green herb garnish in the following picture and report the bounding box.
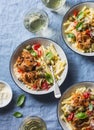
[13,112,23,118]
[77,12,84,20]
[45,73,54,84]
[89,104,93,111]
[30,49,37,57]
[16,94,26,107]
[76,22,83,31]
[76,112,87,119]
[46,51,54,61]
[67,33,75,38]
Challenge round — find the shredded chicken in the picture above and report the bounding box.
[76,32,91,50]
[16,51,37,72]
[15,50,46,90]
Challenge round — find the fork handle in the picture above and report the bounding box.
[54,82,61,98]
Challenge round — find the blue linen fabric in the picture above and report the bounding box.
[0,0,94,130]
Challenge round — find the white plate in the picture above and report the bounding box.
[10,37,68,95]
[62,2,94,56]
[58,82,94,130]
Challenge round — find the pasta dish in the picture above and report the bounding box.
[64,6,94,53]
[14,42,66,91]
[61,86,94,130]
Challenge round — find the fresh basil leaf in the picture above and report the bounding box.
[46,52,53,61]
[13,112,23,118]
[30,49,37,57]
[67,33,75,38]
[89,104,93,111]
[76,112,87,119]
[77,12,84,20]
[16,94,26,107]
[45,73,54,84]
[76,22,83,31]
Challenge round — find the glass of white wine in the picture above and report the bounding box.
[24,9,49,37]
[24,9,55,37]
[19,116,47,130]
[41,0,69,15]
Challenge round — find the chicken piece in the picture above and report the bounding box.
[19,71,45,83]
[76,32,91,50]
[18,60,37,72]
[16,56,24,66]
[20,72,36,83]
[73,118,89,129]
[35,78,45,90]
[16,51,37,72]
[71,93,89,107]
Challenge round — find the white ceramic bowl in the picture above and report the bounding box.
[0,80,13,108]
[58,81,94,130]
[10,37,68,95]
[62,2,94,56]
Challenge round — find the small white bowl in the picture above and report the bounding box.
[0,80,13,108]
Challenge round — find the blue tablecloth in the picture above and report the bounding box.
[0,0,94,130]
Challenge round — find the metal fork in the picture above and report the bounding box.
[50,66,61,98]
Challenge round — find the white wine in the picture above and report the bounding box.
[23,120,46,130]
[42,0,65,10]
[24,10,48,33]
[19,117,47,130]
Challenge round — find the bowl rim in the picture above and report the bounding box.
[0,80,13,108]
[61,1,94,57]
[57,81,94,129]
[10,37,68,95]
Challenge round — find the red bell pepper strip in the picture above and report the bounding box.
[37,50,42,57]
[18,69,23,73]
[33,43,41,51]
[37,62,41,66]
[83,92,90,99]
[87,110,93,116]
[73,10,78,17]
[33,84,37,90]
[86,128,92,130]
[86,29,90,36]
[67,113,74,121]
[73,21,78,27]
[41,81,49,90]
